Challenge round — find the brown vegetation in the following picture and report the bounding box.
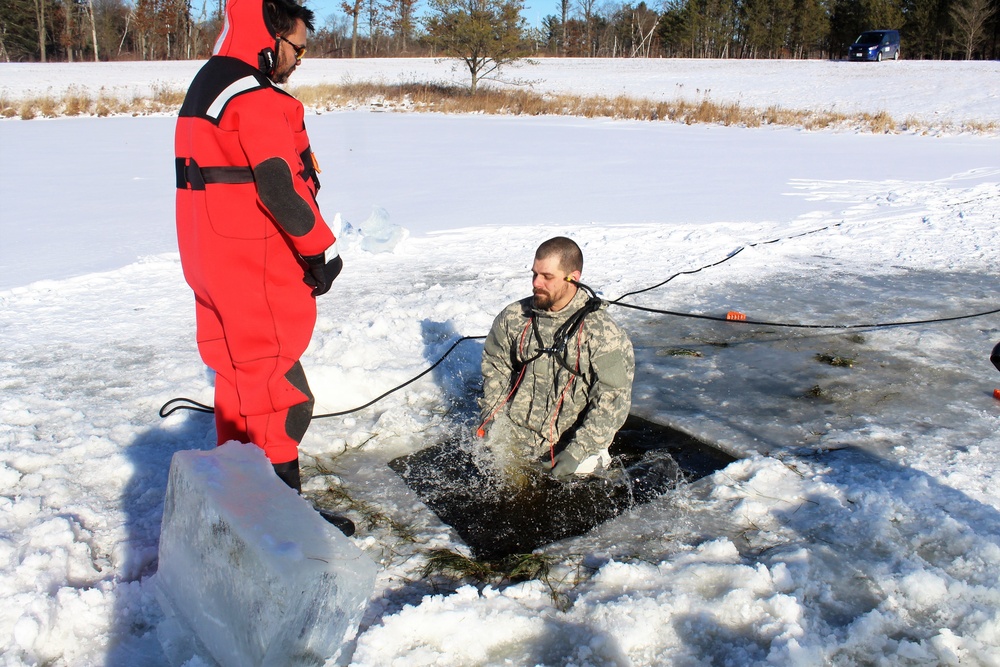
[1,82,995,136]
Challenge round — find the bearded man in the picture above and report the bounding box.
[479,237,635,478]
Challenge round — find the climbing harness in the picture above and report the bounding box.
[475,282,602,464]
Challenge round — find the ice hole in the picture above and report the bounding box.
[389,415,736,559]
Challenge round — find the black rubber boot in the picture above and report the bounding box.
[272,459,302,493]
[272,459,355,537]
[317,509,356,537]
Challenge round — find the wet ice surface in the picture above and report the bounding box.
[386,415,735,560]
[625,266,1000,462]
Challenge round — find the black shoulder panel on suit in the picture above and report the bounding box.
[178,56,270,123]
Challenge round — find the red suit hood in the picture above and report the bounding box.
[212,0,278,74]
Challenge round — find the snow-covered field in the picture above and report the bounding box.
[1,59,999,666]
[3,57,1000,126]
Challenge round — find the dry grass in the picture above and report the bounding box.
[421,547,571,608]
[422,548,555,584]
[64,90,93,117]
[1,80,996,136]
[0,84,187,119]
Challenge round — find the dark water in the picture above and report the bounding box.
[389,415,736,559]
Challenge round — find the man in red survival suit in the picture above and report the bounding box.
[175,0,346,519]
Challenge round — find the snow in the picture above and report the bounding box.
[1,58,999,666]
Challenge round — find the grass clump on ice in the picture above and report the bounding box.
[422,548,554,583]
[422,548,572,609]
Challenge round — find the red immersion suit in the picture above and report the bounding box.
[175,0,333,464]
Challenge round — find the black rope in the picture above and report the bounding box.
[159,220,997,420]
[311,335,485,419]
[612,248,745,302]
[612,302,1000,330]
[159,397,214,417]
[611,222,845,303]
[159,336,486,419]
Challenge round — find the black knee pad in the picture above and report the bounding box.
[284,362,315,443]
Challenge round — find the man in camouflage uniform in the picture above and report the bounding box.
[479,237,635,478]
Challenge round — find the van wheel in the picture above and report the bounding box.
[893,50,899,60]
[876,52,882,62]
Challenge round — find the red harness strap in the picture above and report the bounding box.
[476,319,534,437]
[477,316,587,469]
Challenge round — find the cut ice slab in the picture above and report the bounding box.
[154,442,378,667]
[389,415,736,560]
[358,206,407,253]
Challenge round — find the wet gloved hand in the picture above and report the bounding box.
[992,341,1000,373]
[551,450,580,479]
[301,250,343,297]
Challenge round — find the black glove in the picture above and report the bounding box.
[992,341,1000,373]
[301,251,343,297]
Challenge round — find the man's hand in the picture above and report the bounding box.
[301,251,343,297]
[551,450,580,478]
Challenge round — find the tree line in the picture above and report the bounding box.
[1,0,996,63]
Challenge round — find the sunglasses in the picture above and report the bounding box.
[278,35,306,60]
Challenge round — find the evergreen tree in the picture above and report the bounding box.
[0,0,42,60]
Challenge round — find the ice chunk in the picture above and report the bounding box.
[358,206,407,253]
[154,442,378,667]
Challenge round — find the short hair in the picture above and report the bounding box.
[535,237,583,274]
[265,0,315,34]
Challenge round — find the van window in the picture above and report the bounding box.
[856,32,884,45]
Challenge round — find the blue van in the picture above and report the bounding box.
[848,30,901,61]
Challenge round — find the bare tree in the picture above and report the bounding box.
[386,0,418,51]
[950,0,996,58]
[365,0,391,54]
[577,0,597,55]
[560,0,569,53]
[341,0,362,55]
[87,0,99,60]
[33,0,46,61]
[630,3,659,55]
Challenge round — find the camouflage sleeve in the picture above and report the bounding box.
[479,304,519,424]
[564,318,635,459]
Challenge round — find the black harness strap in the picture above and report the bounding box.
[176,158,254,190]
[528,295,603,375]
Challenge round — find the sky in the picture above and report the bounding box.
[304,0,552,33]
[0,59,998,666]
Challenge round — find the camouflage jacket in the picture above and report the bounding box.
[479,288,634,461]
